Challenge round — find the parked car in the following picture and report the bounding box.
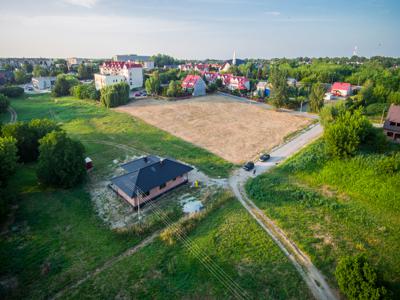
[259,153,271,162]
[243,161,255,171]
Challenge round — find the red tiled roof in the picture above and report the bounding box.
[182,75,202,89]
[331,82,351,91]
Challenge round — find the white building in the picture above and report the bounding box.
[94,61,143,90]
[67,57,84,68]
[31,76,56,90]
[112,54,154,70]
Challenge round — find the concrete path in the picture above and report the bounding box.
[7,106,17,123]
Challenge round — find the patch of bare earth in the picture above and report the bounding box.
[115,95,311,164]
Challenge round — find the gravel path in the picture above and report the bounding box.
[7,106,17,123]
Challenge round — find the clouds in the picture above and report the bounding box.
[0,0,399,58]
[63,0,98,8]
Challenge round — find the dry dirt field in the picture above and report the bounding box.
[116,95,312,164]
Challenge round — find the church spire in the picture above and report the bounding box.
[232,50,236,65]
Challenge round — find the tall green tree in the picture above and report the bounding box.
[0,136,18,186]
[14,68,30,84]
[145,71,161,96]
[100,82,129,108]
[52,74,79,97]
[37,131,86,188]
[32,65,49,77]
[309,83,325,113]
[270,66,288,109]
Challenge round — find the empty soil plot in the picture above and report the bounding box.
[116,95,311,164]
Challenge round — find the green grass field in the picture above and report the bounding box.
[246,139,400,294]
[0,94,311,299]
[7,94,235,178]
[65,199,311,300]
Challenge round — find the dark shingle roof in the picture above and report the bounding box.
[121,155,160,173]
[111,157,193,198]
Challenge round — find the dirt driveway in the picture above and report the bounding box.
[116,95,311,164]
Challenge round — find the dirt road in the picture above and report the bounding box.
[229,123,338,300]
[7,106,17,123]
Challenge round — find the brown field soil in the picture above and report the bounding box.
[116,95,311,164]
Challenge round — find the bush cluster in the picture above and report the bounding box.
[0,86,24,98]
[100,82,129,108]
[70,83,99,100]
[0,93,10,113]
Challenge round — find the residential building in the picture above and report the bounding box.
[255,81,270,97]
[67,57,84,68]
[112,54,154,70]
[331,82,352,97]
[218,74,250,91]
[202,71,218,83]
[181,75,207,96]
[94,61,143,90]
[383,104,400,142]
[31,76,56,90]
[110,156,193,207]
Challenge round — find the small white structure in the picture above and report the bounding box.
[94,61,143,90]
[31,76,56,90]
[324,93,334,101]
[287,77,297,86]
[183,200,204,214]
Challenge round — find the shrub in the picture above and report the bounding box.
[0,86,24,98]
[1,119,60,162]
[100,82,129,108]
[37,131,86,188]
[324,109,372,158]
[335,254,387,300]
[70,84,99,100]
[365,103,388,116]
[52,74,79,97]
[0,93,9,113]
[206,83,217,93]
[0,136,18,186]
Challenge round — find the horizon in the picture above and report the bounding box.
[0,0,399,59]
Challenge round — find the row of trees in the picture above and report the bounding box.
[100,82,129,108]
[0,119,86,221]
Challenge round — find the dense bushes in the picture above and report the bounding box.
[1,119,60,162]
[323,109,373,158]
[70,83,99,100]
[52,74,79,97]
[365,103,388,116]
[0,94,9,113]
[0,136,18,221]
[0,86,24,98]
[335,255,387,300]
[37,131,86,188]
[100,82,129,108]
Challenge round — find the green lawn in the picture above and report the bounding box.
[65,198,311,300]
[246,139,400,294]
[7,94,235,178]
[0,94,311,299]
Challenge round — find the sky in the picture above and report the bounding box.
[0,0,399,59]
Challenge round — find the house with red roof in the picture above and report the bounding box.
[217,73,250,91]
[383,104,400,142]
[94,61,143,90]
[202,71,219,83]
[181,75,206,96]
[331,82,352,97]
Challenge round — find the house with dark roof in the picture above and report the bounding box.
[109,156,193,207]
[383,104,400,142]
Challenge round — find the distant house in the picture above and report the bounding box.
[110,156,193,207]
[94,61,143,90]
[112,54,154,70]
[255,81,270,97]
[383,104,400,142]
[220,59,245,72]
[181,75,207,96]
[331,82,352,97]
[202,71,219,84]
[218,74,249,91]
[32,76,56,90]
